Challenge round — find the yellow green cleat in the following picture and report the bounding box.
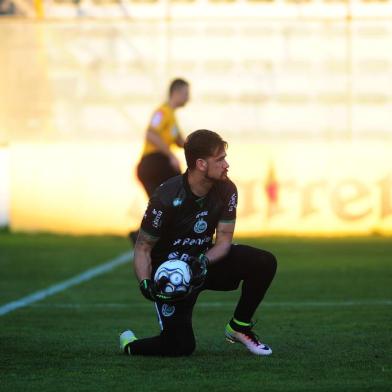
[119,330,137,355]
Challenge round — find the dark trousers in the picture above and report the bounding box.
[137,152,181,197]
[129,244,277,356]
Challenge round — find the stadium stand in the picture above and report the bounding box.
[0,0,15,14]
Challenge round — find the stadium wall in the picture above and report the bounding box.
[9,142,392,236]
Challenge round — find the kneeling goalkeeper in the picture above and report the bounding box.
[120,129,277,356]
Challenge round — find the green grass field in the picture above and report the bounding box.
[1,233,391,392]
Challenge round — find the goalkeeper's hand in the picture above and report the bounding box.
[188,254,209,287]
[139,278,189,303]
[139,279,157,302]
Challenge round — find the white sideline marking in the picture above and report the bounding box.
[0,251,133,316]
[29,299,392,309]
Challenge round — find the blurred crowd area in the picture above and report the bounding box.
[3,0,392,8]
[1,0,392,145]
[0,0,15,15]
[2,0,392,16]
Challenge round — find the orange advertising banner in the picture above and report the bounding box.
[229,142,392,236]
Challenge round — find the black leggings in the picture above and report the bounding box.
[129,244,277,357]
[137,152,180,197]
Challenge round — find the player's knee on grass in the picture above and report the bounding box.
[127,331,195,357]
[162,327,196,356]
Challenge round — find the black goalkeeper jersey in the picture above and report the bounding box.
[140,171,238,267]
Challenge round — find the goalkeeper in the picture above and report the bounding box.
[120,129,277,356]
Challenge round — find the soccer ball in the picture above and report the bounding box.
[154,260,192,293]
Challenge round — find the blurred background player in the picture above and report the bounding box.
[129,78,190,245]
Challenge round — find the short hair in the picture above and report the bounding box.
[169,78,189,96]
[184,129,228,170]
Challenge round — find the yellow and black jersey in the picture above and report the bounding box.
[142,103,180,157]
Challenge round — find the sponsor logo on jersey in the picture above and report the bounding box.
[152,209,163,228]
[151,111,163,127]
[228,193,237,212]
[167,252,190,261]
[196,211,208,219]
[173,236,211,246]
[168,251,180,259]
[194,218,208,234]
[180,253,190,261]
[172,198,183,207]
[161,304,175,317]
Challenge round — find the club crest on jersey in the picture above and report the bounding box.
[172,198,183,207]
[194,218,207,234]
[162,304,176,317]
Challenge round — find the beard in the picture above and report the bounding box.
[205,167,228,182]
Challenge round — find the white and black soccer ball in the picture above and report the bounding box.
[154,260,192,293]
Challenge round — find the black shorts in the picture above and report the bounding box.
[137,152,180,197]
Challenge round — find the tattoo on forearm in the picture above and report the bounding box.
[216,227,235,236]
[137,230,159,248]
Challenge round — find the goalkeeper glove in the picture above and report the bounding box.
[139,279,157,302]
[139,278,190,303]
[188,253,209,287]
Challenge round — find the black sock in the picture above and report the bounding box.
[233,250,277,322]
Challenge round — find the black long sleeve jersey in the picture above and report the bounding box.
[140,171,238,268]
